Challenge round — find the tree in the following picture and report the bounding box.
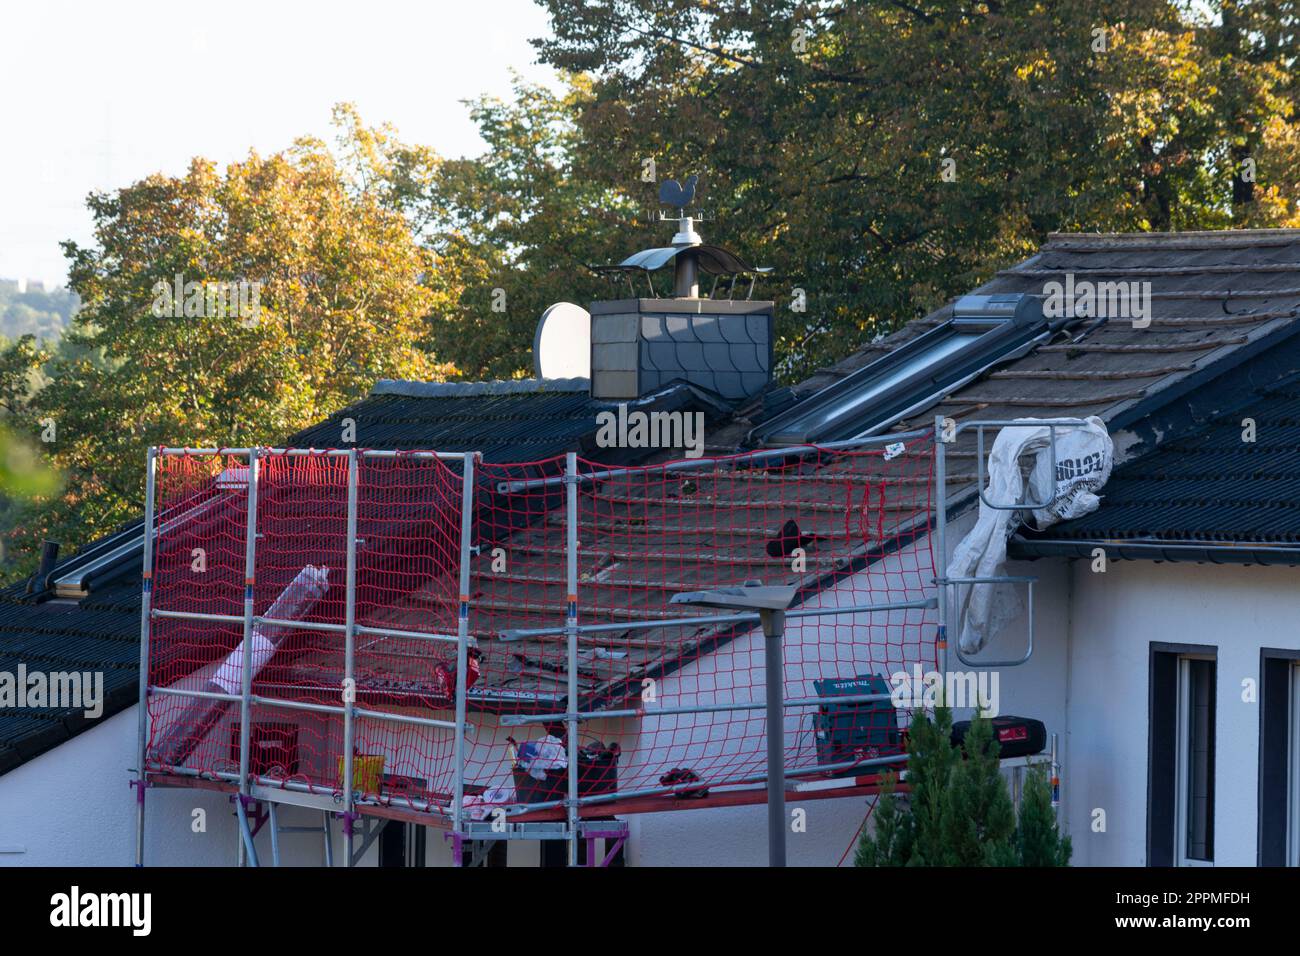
[533,0,1300,379]
[853,771,912,867]
[855,708,1069,867]
[943,710,1018,866]
[0,334,61,579]
[1018,766,1072,867]
[6,121,453,567]
[367,77,643,380]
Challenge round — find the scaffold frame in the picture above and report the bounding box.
[134,417,1087,867]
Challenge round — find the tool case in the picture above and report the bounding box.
[950,715,1046,758]
[812,674,902,774]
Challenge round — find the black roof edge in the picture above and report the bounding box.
[1010,536,1300,567]
[1108,312,1300,442]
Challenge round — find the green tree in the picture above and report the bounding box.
[943,711,1018,866]
[853,771,912,867]
[7,120,451,567]
[533,0,1300,379]
[856,709,1069,867]
[366,77,641,379]
[1018,766,1072,867]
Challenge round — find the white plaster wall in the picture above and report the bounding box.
[1057,558,1300,867]
[0,705,402,867]
[629,513,958,866]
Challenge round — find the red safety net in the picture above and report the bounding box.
[144,438,936,819]
[146,451,464,807]
[469,440,936,810]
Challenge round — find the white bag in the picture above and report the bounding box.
[947,417,1112,654]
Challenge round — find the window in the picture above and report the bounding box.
[1259,650,1300,866]
[1176,657,1216,865]
[749,293,1060,445]
[1149,644,1217,866]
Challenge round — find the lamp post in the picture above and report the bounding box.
[670,584,797,867]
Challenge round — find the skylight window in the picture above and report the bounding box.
[750,293,1058,446]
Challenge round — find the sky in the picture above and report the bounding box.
[0,0,559,288]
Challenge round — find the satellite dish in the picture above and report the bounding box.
[533,302,591,379]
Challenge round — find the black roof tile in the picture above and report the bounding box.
[1015,378,1300,555]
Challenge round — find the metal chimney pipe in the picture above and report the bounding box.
[27,539,59,595]
[671,216,703,298]
[674,252,699,298]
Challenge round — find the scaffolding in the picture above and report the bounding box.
[133,417,1082,866]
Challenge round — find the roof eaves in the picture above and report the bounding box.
[1009,535,1300,567]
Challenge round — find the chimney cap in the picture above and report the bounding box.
[593,243,758,277]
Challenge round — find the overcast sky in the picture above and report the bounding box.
[0,0,559,287]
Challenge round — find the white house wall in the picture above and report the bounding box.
[1057,558,1298,866]
[629,511,965,866]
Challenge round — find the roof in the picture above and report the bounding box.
[0,380,722,773]
[274,436,936,717]
[0,580,140,775]
[6,227,1300,775]
[290,378,720,463]
[1012,372,1300,565]
[268,230,1300,714]
[796,229,1300,437]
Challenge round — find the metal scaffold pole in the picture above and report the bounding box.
[133,446,157,867]
[237,448,261,867]
[451,451,476,865]
[342,449,359,866]
[565,452,580,866]
[761,608,787,867]
[934,415,949,690]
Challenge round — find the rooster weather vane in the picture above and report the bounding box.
[658,175,699,213]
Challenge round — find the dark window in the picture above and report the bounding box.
[1260,650,1300,866]
[377,821,428,867]
[1182,658,1216,863]
[1149,644,1216,866]
[462,840,508,867]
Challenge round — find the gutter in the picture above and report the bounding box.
[1010,535,1300,567]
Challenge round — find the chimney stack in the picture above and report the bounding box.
[587,206,774,403]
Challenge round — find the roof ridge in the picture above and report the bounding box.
[371,377,590,398]
[1047,228,1300,240]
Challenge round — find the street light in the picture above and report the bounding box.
[670,583,798,867]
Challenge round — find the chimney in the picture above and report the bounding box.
[588,202,774,403]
